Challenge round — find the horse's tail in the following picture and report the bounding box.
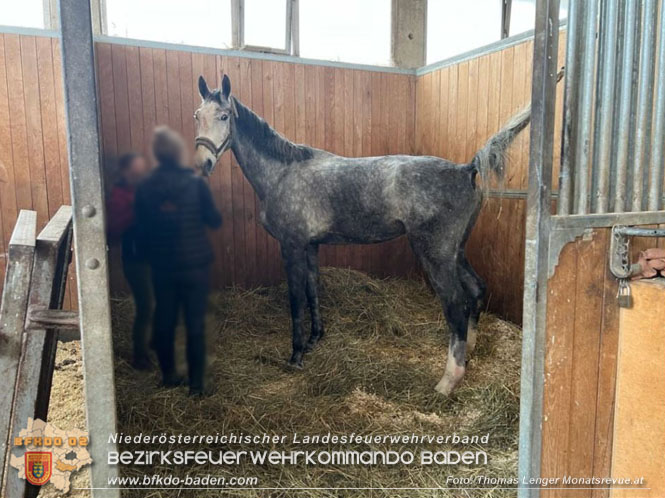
[470,104,531,189]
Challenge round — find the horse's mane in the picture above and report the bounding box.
[211,91,314,164]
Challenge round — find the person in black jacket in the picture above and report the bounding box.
[135,126,222,396]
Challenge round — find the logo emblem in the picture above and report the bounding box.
[25,452,52,486]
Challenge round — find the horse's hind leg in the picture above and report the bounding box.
[458,253,486,355]
[304,244,324,351]
[281,242,309,368]
[409,233,472,395]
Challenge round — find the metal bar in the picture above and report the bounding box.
[647,0,665,210]
[593,0,619,213]
[290,0,299,56]
[631,0,657,211]
[615,226,665,237]
[231,0,244,49]
[572,0,599,214]
[0,211,36,493]
[614,0,639,212]
[552,210,665,230]
[285,0,293,54]
[502,0,513,39]
[519,0,560,495]
[57,0,119,496]
[557,0,583,214]
[4,206,73,498]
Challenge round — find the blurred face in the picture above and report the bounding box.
[123,156,149,185]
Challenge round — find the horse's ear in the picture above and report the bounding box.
[198,75,210,100]
[222,74,231,99]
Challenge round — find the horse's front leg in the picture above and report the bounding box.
[282,243,308,368]
[304,244,324,352]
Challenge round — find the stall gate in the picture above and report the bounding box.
[521,0,665,497]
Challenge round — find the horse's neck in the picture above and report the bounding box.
[231,131,285,201]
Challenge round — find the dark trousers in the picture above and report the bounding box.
[152,266,210,390]
[123,260,154,362]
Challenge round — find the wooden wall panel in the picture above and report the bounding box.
[540,229,620,498]
[0,31,554,321]
[90,41,418,292]
[415,36,565,324]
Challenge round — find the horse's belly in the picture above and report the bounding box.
[317,219,405,245]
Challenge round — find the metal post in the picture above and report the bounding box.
[631,0,657,212]
[501,0,513,39]
[557,0,583,215]
[572,0,599,214]
[614,0,639,212]
[231,0,244,49]
[594,0,619,213]
[290,0,300,56]
[57,0,119,496]
[647,0,665,211]
[519,0,560,496]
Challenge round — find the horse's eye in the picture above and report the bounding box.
[220,114,229,121]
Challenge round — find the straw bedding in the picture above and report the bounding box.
[46,267,522,498]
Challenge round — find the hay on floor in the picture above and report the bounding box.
[47,267,522,498]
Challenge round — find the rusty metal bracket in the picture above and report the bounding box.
[609,225,665,279]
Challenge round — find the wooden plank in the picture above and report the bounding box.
[125,45,144,153]
[20,36,49,228]
[111,44,131,154]
[0,35,18,248]
[5,35,33,212]
[565,231,608,497]
[4,206,72,498]
[465,58,479,162]
[95,43,118,180]
[165,49,182,132]
[591,230,620,498]
[178,51,194,143]
[36,36,64,218]
[152,49,169,127]
[611,279,665,498]
[541,237,578,498]
[0,210,36,487]
[139,47,156,160]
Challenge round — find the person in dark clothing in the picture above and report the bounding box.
[135,126,222,396]
[107,153,154,370]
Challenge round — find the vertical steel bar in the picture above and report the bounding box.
[573,0,599,214]
[631,0,657,211]
[614,0,639,212]
[57,0,119,496]
[557,0,583,215]
[594,0,620,213]
[519,0,560,495]
[648,0,665,210]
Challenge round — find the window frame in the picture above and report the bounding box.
[233,0,299,55]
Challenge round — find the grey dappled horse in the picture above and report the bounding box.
[193,74,530,394]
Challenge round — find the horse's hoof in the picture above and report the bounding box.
[287,360,305,370]
[287,356,304,369]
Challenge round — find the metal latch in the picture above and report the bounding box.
[609,225,665,308]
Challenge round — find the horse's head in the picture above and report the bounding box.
[194,74,238,176]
